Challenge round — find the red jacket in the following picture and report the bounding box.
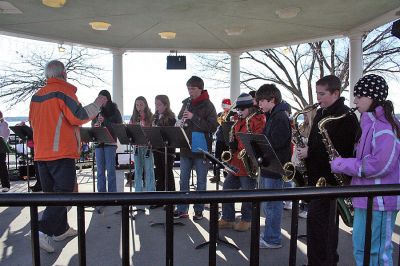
[29,78,101,161]
[230,113,266,176]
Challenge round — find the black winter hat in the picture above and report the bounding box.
[354,74,388,102]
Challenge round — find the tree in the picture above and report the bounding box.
[195,22,400,110]
[0,45,109,107]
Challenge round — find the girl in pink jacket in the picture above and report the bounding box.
[331,74,400,266]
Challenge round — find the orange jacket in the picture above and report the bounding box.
[29,78,101,161]
[230,113,266,176]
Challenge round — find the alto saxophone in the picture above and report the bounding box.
[221,118,238,163]
[317,107,357,186]
[316,107,357,227]
[237,110,261,179]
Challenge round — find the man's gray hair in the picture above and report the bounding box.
[45,60,66,79]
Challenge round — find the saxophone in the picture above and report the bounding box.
[237,110,261,179]
[291,103,319,185]
[317,107,357,186]
[221,118,238,163]
[316,107,358,227]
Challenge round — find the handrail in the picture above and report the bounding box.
[0,184,399,206]
[2,184,399,266]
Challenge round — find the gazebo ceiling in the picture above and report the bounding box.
[0,0,399,52]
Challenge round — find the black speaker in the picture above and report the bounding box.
[391,19,400,39]
[167,55,186,70]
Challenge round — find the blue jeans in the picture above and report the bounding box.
[177,156,208,213]
[134,146,155,192]
[37,159,76,236]
[353,208,398,266]
[222,173,257,222]
[95,145,117,192]
[260,176,284,245]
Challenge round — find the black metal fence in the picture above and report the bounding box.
[1,184,400,266]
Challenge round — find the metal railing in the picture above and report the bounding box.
[0,184,400,266]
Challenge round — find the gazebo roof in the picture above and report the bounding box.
[0,1,399,52]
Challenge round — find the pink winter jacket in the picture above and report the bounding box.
[331,106,400,211]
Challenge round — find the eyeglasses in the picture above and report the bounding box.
[236,108,247,111]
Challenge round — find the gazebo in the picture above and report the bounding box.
[0,0,399,111]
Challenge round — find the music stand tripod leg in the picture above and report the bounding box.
[195,202,239,250]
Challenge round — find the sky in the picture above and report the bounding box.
[0,35,399,119]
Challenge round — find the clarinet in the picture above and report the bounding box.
[152,111,160,127]
[176,98,191,128]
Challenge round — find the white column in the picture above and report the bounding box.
[112,49,124,116]
[229,52,241,101]
[348,32,363,107]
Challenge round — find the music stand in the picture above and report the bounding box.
[194,147,240,250]
[237,133,298,264]
[149,126,190,228]
[80,127,115,193]
[10,125,33,192]
[113,124,148,217]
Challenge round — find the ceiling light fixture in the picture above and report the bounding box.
[275,7,301,19]
[89,21,111,31]
[42,0,66,8]
[224,27,245,36]
[158,32,176,39]
[58,43,65,53]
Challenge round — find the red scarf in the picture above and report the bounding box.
[191,90,210,106]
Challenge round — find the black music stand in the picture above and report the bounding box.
[237,133,299,265]
[113,124,148,217]
[194,147,240,250]
[80,127,115,193]
[10,125,33,192]
[149,126,191,228]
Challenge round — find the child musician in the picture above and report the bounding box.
[153,95,177,192]
[129,96,155,192]
[218,93,265,232]
[331,74,400,266]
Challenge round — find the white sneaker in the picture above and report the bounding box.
[38,232,55,253]
[298,210,308,219]
[53,227,77,242]
[2,187,9,192]
[259,237,282,249]
[283,201,292,210]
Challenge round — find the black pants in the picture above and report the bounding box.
[38,158,76,236]
[154,149,175,191]
[0,152,10,188]
[307,198,339,266]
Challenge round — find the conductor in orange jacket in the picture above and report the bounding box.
[29,60,107,253]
